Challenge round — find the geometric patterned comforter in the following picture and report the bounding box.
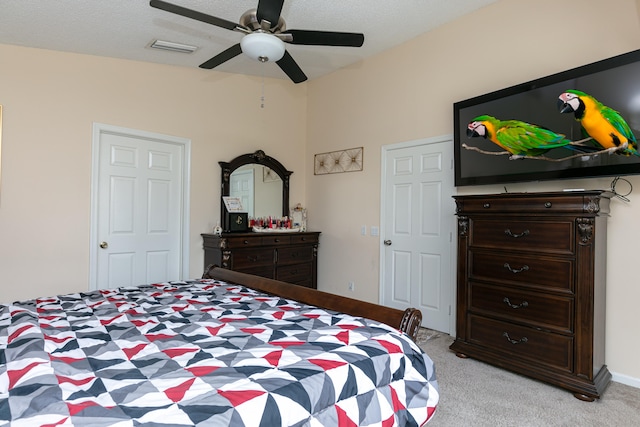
[0,279,439,426]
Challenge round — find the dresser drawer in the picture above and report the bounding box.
[470,219,574,254]
[468,314,573,372]
[470,250,573,292]
[291,233,319,245]
[224,236,265,248]
[277,263,313,284]
[457,194,595,214]
[230,248,274,269]
[469,282,573,332]
[236,265,275,279]
[261,235,292,246]
[278,246,314,265]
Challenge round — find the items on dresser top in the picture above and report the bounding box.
[450,191,612,401]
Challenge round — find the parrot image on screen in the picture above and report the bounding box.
[558,89,638,156]
[467,115,587,159]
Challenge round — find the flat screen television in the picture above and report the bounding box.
[454,49,640,186]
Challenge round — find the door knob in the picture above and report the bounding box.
[383,240,392,246]
[99,241,108,249]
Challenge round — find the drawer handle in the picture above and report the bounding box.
[503,332,528,345]
[483,203,491,208]
[504,263,529,274]
[247,256,258,262]
[504,229,529,238]
[503,297,529,309]
[243,240,250,245]
[545,202,552,208]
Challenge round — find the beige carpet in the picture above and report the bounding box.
[415,329,640,426]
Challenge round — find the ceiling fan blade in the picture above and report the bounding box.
[276,50,307,84]
[256,0,284,29]
[150,0,239,31]
[282,29,364,47]
[199,43,243,69]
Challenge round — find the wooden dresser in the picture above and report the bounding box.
[450,191,612,401]
[202,232,320,289]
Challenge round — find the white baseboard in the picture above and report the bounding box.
[611,371,640,389]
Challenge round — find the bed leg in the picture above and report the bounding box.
[400,308,422,341]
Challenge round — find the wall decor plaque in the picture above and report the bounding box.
[314,147,363,175]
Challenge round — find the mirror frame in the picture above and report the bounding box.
[220,150,293,224]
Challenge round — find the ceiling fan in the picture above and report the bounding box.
[150,0,364,83]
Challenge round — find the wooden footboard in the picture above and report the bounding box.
[202,265,422,341]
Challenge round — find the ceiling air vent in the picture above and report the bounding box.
[149,39,198,53]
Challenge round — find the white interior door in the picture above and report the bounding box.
[230,168,254,217]
[381,136,455,333]
[90,124,190,290]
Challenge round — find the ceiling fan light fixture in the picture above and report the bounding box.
[240,32,285,63]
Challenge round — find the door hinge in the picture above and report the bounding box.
[448,305,451,315]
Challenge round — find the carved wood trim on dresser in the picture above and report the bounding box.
[450,191,612,401]
[202,232,320,289]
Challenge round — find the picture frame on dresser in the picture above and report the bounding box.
[290,204,307,231]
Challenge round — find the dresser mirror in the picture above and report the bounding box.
[220,150,292,223]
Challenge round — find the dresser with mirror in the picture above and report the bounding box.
[202,150,320,288]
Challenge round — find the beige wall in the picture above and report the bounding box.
[0,43,307,302]
[306,0,640,383]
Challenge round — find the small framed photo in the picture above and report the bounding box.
[290,204,307,231]
[222,196,244,213]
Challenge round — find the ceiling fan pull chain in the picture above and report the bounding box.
[260,72,266,109]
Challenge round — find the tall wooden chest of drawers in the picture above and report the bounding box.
[202,232,320,289]
[450,191,612,401]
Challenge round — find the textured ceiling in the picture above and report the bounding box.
[0,0,497,82]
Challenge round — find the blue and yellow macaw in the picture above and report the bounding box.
[467,115,581,159]
[558,89,639,156]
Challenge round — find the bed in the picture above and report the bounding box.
[1,266,439,426]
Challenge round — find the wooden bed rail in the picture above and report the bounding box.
[202,265,423,341]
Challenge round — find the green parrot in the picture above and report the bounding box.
[467,115,583,159]
[558,89,639,156]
